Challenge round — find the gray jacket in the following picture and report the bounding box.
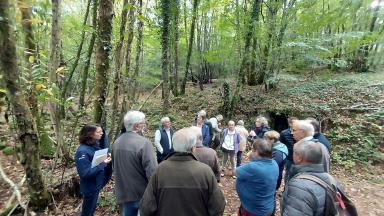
[281,164,331,216]
[112,131,158,204]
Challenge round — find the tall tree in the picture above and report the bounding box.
[171,0,180,96]
[79,0,98,109]
[0,0,51,208]
[17,0,54,157]
[161,0,171,113]
[115,0,136,140]
[50,0,68,160]
[94,0,115,127]
[129,0,143,102]
[110,0,130,140]
[231,0,261,115]
[180,0,200,95]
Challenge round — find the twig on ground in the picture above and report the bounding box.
[0,160,26,209]
[5,175,26,209]
[138,80,163,111]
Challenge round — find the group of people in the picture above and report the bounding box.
[75,109,342,216]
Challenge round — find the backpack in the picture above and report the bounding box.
[296,174,358,216]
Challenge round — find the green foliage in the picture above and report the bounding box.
[98,192,117,213]
[329,110,384,167]
[2,146,15,155]
[0,143,6,150]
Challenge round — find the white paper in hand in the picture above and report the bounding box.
[91,148,109,168]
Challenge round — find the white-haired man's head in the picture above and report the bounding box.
[292,120,315,141]
[124,110,146,133]
[160,116,171,129]
[293,140,322,165]
[172,128,197,152]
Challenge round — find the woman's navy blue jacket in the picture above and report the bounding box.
[75,131,112,195]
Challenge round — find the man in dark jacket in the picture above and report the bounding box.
[154,117,174,163]
[306,117,332,153]
[281,140,332,216]
[279,117,298,183]
[140,127,226,216]
[112,110,158,216]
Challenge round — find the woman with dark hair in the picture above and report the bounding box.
[75,124,112,216]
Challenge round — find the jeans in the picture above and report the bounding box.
[236,151,243,167]
[284,159,293,185]
[122,200,140,216]
[81,191,100,216]
[222,148,236,172]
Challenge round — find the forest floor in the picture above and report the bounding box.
[1,71,383,215]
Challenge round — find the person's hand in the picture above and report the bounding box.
[103,153,112,164]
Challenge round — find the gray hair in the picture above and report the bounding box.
[237,120,244,126]
[189,126,203,147]
[256,116,269,127]
[294,140,322,164]
[228,120,235,126]
[124,110,145,132]
[252,139,272,158]
[216,114,223,121]
[296,120,315,136]
[198,110,206,119]
[172,128,197,152]
[160,116,170,124]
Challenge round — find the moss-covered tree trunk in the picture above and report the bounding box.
[17,0,54,157]
[0,0,51,208]
[161,0,171,113]
[94,0,114,127]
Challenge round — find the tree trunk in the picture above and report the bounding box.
[94,0,114,127]
[115,0,136,140]
[172,0,180,96]
[0,0,51,208]
[79,0,98,109]
[129,0,143,102]
[180,0,200,95]
[109,0,129,140]
[230,0,261,115]
[50,0,68,160]
[161,0,171,113]
[17,0,54,158]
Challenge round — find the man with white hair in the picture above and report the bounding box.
[140,127,226,216]
[112,110,158,216]
[290,120,330,179]
[154,116,174,163]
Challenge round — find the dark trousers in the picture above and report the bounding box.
[81,191,100,216]
[122,201,140,216]
[210,136,220,149]
[236,151,243,167]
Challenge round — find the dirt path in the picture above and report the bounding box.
[1,152,383,215]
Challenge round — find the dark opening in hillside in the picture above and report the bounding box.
[268,112,289,133]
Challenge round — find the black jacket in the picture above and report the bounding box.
[279,128,296,161]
